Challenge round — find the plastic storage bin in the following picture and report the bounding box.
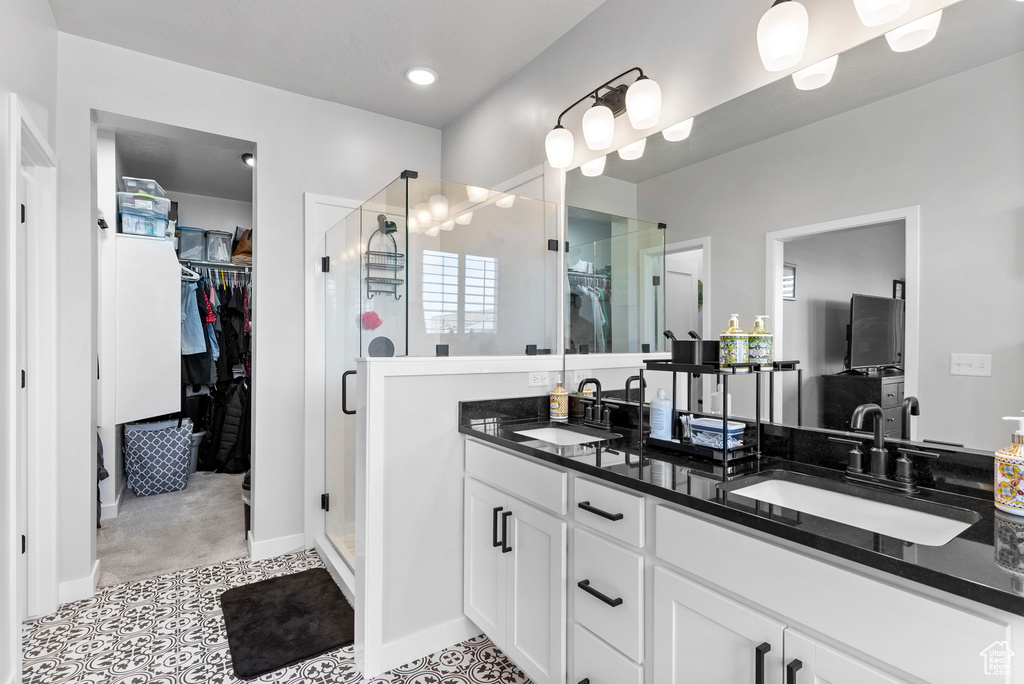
[690,417,746,450]
[118,192,171,218]
[177,227,206,260]
[120,212,169,238]
[205,230,234,263]
[121,177,166,197]
[189,430,206,474]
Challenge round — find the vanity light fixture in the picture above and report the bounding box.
[853,0,911,26]
[413,202,432,225]
[617,138,647,161]
[466,185,489,203]
[241,153,255,167]
[580,155,606,177]
[544,67,661,168]
[455,211,473,226]
[424,224,441,237]
[440,220,455,231]
[757,0,810,72]
[428,194,449,220]
[407,216,420,233]
[662,117,694,142]
[495,194,516,208]
[885,9,942,52]
[792,54,839,90]
[406,67,437,86]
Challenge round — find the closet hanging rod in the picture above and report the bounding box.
[180,259,252,273]
[568,271,609,279]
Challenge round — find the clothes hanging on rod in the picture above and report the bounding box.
[568,271,611,353]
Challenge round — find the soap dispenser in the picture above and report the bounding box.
[719,314,749,368]
[995,415,1024,516]
[748,315,774,366]
[550,376,569,423]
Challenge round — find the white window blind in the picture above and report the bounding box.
[464,255,497,333]
[422,250,459,334]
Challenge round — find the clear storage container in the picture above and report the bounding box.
[121,177,166,197]
[690,417,746,450]
[177,227,206,260]
[120,212,169,238]
[205,230,234,263]
[117,192,171,218]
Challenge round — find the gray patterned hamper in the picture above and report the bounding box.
[123,418,192,496]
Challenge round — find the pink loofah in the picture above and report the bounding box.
[361,311,383,330]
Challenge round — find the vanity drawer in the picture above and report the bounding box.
[573,528,644,662]
[882,406,900,436]
[465,439,567,515]
[573,624,642,684]
[880,381,902,408]
[573,476,645,548]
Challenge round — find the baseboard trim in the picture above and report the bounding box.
[99,484,124,521]
[314,536,355,605]
[375,617,480,677]
[247,531,306,562]
[58,559,99,605]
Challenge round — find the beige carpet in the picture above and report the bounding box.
[97,472,248,587]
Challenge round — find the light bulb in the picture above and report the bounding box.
[406,67,437,85]
[582,104,615,150]
[625,77,662,130]
[853,0,911,27]
[545,126,575,169]
[425,225,441,237]
[466,185,489,203]
[407,216,420,233]
[756,0,809,72]
[440,220,455,231]
[580,156,606,177]
[662,117,694,142]
[617,138,647,161]
[455,212,473,225]
[885,10,942,52]
[791,54,838,90]
[496,194,516,208]
[428,194,449,220]
[414,202,431,224]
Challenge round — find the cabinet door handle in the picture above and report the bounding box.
[755,642,771,684]
[500,511,512,553]
[786,659,803,684]
[491,506,503,548]
[578,500,624,521]
[342,370,356,415]
[577,579,623,607]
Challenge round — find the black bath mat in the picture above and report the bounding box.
[220,568,353,679]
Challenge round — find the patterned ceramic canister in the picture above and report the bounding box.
[748,315,774,366]
[719,314,749,367]
[550,383,569,423]
[995,422,1024,516]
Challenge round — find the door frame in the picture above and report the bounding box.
[665,237,713,406]
[764,206,920,431]
[5,95,59,646]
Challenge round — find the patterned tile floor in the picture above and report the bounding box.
[22,549,532,684]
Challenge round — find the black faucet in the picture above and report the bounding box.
[578,378,611,429]
[850,403,889,479]
[624,375,646,403]
[578,377,602,406]
[901,396,919,441]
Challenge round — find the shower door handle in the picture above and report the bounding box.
[342,370,356,415]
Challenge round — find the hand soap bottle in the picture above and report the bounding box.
[650,389,673,440]
[748,315,774,366]
[719,314,748,368]
[995,415,1024,516]
[550,376,569,423]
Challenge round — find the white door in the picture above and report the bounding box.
[505,498,566,684]
[653,566,786,684]
[665,255,702,410]
[15,168,29,622]
[783,630,910,684]
[463,478,507,646]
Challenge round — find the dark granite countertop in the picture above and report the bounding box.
[459,397,1024,617]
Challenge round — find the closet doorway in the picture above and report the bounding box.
[93,113,257,587]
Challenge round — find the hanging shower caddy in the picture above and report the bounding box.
[365,213,405,300]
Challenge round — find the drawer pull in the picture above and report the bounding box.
[786,659,803,684]
[491,506,504,548]
[755,642,771,684]
[500,511,512,553]
[578,500,624,521]
[577,579,623,607]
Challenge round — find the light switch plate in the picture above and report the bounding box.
[950,353,992,377]
[528,371,550,387]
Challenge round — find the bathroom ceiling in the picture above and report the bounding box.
[46,0,607,129]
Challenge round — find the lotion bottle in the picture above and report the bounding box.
[995,415,1024,516]
[650,389,674,440]
[719,313,749,367]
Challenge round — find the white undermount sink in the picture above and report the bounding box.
[514,426,619,447]
[726,477,976,546]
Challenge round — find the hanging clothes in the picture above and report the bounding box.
[181,281,206,355]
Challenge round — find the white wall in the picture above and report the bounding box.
[565,173,636,219]
[637,52,1024,450]
[782,223,905,427]
[440,0,956,189]
[55,33,441,596]
[164,190,252,236]
[1,0,58,676]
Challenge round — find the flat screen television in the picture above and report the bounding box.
[847,294,904,370]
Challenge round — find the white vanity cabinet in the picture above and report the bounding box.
[783,630,910,684]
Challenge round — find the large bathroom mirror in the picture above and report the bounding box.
[563,0,1023,452]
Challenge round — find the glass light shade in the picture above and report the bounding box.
[625,78,662,130]
[428,194,449,220]
[791,54,839,90]
[455,212,473,225]
[885,10,942,52]
[853,0,911,26]
[413,202,432,224]
[406,67,437,85]
[662,117,694,142]
[466,185,489,202]
[580,155,606,177]
[582,104,615,150]
[407,216,420,233]
[495,194,516,208]
[756,0,809,72]
[617,138,647,161]
[424,224,441,237]
[545,126,575,169]
[440,220,455,231]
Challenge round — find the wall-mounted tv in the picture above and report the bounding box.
[847,294,904,370]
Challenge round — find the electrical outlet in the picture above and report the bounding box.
[950,353,992,377]
[529,371,550,387]
[572,369,592,386]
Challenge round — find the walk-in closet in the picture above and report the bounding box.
[93,118,256,586]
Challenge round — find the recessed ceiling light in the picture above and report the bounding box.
[241,153,255,167]
[406,68,437,86]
